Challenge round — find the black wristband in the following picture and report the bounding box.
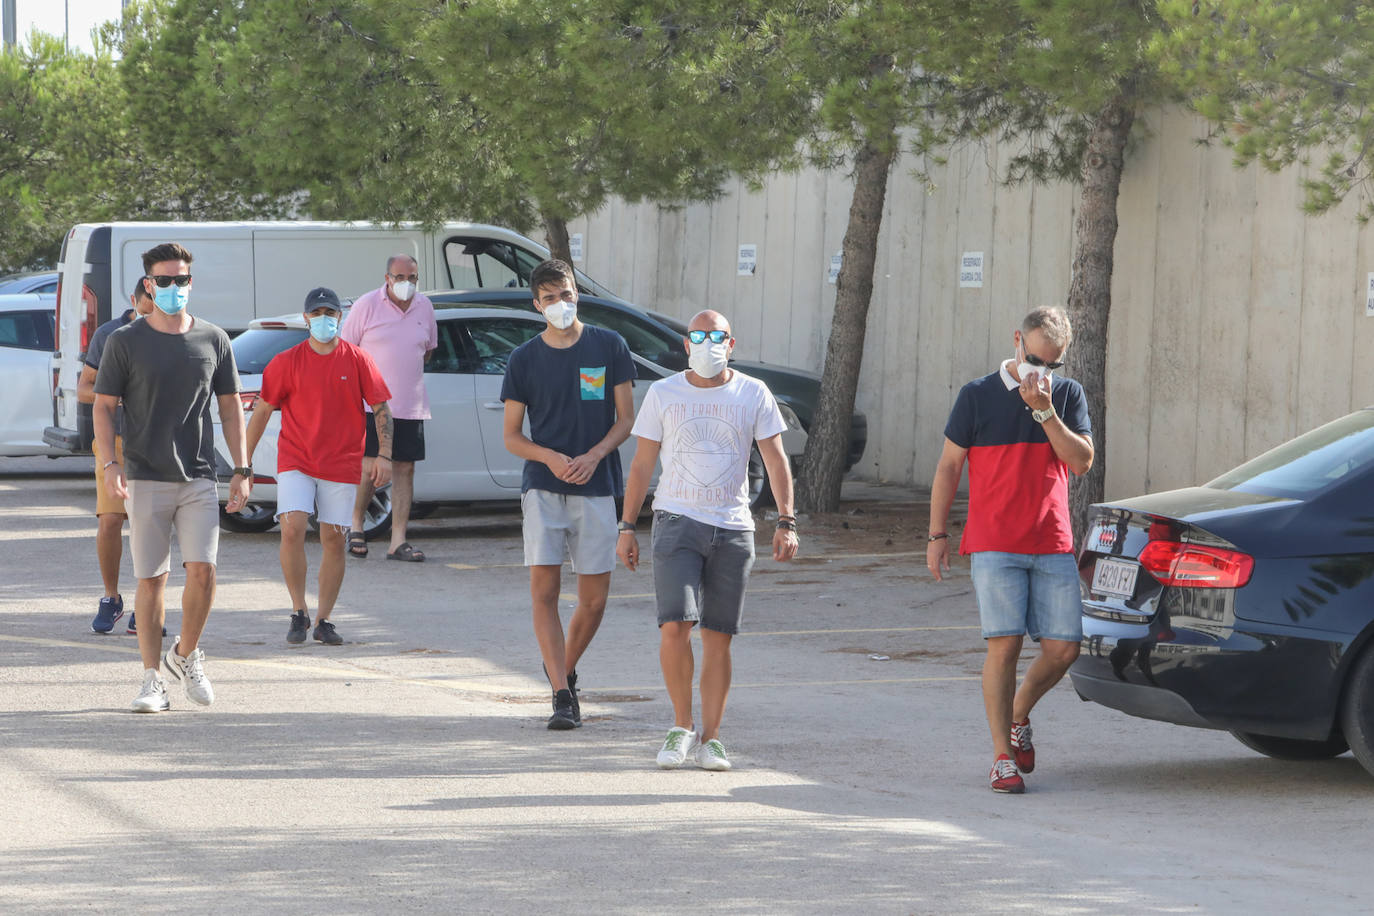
[928,532,950,542]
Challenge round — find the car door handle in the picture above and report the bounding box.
[482,402,504,410]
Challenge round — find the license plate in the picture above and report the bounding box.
[1092,557,1139,598]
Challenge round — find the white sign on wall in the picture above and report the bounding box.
[828,252,842,284]
[1365,272,1374,317]
[738,244,757,276]
[569,233,583,263]
[960,251,984,288]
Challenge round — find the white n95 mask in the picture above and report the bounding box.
[689,341,730,378]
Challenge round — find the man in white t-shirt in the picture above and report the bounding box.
[617,309,799,771]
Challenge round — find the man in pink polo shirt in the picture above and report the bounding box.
[340,254,438,562]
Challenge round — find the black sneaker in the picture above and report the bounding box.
[567,668,581,725]
[313,619,342,646]
[287,610,309,644]
[548,689,579,730]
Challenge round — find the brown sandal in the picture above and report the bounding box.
[347,530,368,558]
[386,542,425,562]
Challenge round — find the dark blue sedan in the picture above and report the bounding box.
[1072,408,1374,777]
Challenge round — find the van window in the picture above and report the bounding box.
[0,310,54,351]
[443,238,541,290]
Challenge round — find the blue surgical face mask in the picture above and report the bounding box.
[309,314,339,342]
[153,284,189,315]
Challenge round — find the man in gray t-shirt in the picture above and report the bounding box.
[93,242,252,715]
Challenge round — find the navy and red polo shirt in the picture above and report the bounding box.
[943,362,1091,556]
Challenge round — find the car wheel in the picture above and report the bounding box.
[1340,647,1374,776]
[218,503,277,534]
[360,482,394,539]
[747,445,773,509]
[1230,730,1349,761]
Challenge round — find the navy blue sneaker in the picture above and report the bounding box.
[91,595,124,634]
[126,613,167,637]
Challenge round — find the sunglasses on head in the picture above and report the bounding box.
[146,274,192,288]
[688,329,730,344]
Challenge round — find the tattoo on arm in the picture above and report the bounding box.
[373,403,394,454]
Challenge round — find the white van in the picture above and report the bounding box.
[44,220,615,453]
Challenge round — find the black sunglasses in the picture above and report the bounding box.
[146,274,192,288]
[688,329,730,344]
[1021,339,1063,371]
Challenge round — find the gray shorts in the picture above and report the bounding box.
[521,490,617,574]
[651,511,755,635]
[126,477,220,579]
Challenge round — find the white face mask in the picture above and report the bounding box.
[1016,340,1051,386]
[543,300,577,330]
[689,341,730,378]
[391,280,415,302]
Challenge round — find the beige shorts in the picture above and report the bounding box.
[93,436,126,516]
[126,478,220,579]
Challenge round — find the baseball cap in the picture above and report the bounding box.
[303,287,342,312]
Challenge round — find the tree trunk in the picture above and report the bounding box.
[795,134,896,514]
[1067,94,1135,546]
[543,213,572,266]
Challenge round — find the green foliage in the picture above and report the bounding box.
[0,34,119,269]
[1156,0,1374,217]
[418,0,814,226]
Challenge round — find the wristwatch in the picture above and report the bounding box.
[1031,406,1055,423]
[617,521,636,533]
[232,466,252,477]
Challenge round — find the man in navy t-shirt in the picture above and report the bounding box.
[926,306,1094,795]
[501,259,635,730]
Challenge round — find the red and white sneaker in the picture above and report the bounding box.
[989,754,1025,794]
[1010,718,1035,774]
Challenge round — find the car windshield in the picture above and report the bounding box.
[232,327,308,374]
[1207,409,1374,498]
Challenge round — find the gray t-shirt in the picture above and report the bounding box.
[94,316,240,482]
[84,308,136,435]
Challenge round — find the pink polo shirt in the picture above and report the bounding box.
[340,287,438,420]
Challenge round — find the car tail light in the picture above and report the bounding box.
[54,273,63,350]
[1138,538,1254,588]
[240,390,259,412]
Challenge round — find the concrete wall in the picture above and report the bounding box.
[569,107,1374,501]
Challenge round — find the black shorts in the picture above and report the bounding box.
[365,415,425,463]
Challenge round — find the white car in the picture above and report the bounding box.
[214,306,806,533]
[0,293,62,457]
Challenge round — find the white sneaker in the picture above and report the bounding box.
[131,669,170,713]
[696,738,732,771]
[163,639,214,706]
[656,726,698,768]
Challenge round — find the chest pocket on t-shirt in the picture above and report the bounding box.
[580,366,606,400]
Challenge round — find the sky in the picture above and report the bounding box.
[14,0,124,53]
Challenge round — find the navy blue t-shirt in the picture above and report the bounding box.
[500,324,635,496]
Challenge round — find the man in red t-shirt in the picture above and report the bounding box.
[246,288,393,646]
[926,306,1094,795]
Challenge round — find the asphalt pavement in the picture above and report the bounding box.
[0,455,1369,914]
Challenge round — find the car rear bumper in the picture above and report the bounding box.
[43,426,82,453]
[1074,612,1348,740]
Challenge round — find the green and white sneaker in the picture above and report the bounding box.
[696,738,732,771]
[656,726,697,768]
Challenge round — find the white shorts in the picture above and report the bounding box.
[275,470,355,528]
[521,490,617,574]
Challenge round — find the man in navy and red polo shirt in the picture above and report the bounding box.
[927,306,1094,794]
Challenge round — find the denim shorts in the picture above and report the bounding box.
[651,511,755,635]
[968,551,1083,642]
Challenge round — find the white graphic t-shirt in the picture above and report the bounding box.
[632,370,788,530]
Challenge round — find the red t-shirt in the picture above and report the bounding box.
[259,339,391,484]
